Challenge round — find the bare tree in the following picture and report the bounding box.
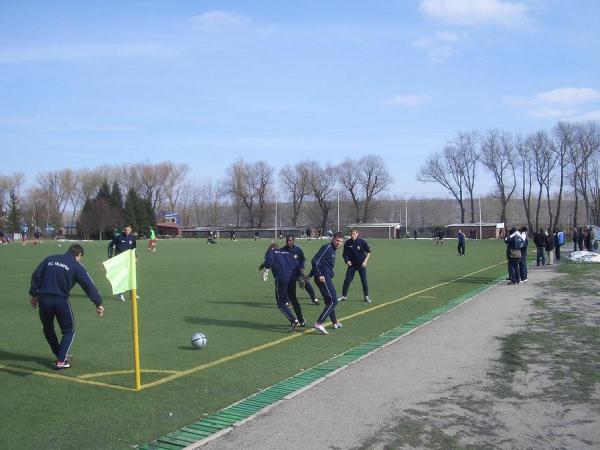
[248,161,274,227]
[516,135,534,231]
[481,130,516,224]
[306,161,338,230]
[358,154,393,223]
[417,146,466,222]
[338,159,362,222]
[527,131,556,230]
[550,122,574,230]
[450,133,480,222]
[163,163,191,211]
[280,161,309,226]
[572,123,600,225]
[224,159,256,226]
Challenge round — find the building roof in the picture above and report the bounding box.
[346,223,402,228]
[446,222,504,228]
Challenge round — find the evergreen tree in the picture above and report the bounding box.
[96,180,111,202]
[110,181,123,210]
[7,189,22,233]
[124,189,155,234]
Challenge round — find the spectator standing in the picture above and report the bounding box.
[533,228,546,266]
[519,226,529,282]
[545,229,555,265]
[506,228,524,284]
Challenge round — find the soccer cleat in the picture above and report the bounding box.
[364,296,372,303]
[288,320,300,332]
[311,298,320,305]
[299,320,306,327]
[117,294,125,301]
[338,296,347,302]
[313,322,329,335]
[55,360,71,370]
[333,322,343,329]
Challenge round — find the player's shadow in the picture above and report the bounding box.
[183,316,289,333]
[447,276,498,284]
[0,348,54,372]
[206,299,273,309]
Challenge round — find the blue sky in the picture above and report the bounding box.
[1,0,599,197]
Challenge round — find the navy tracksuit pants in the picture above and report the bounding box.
[274,275,303,323]
[341,265,368,297]
[38,297,75,362]
[314,276,338,324]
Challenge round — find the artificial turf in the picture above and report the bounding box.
[0,237,508,449]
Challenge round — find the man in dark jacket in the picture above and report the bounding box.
[545,229,555,265]
[533,228,546,266]
[338,228,372,303]
[310,232,344,334]
[29,244,104,370]
[280,235,319,305]
[107,225,137,301]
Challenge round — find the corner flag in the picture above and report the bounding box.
[103,249,137,294]
[102,249,142,391]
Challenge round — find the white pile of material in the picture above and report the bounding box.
[568,251,600,263]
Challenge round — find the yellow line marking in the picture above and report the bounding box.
[0,365,136,391]
[78,369,179,379]
[139,260,505,390]
[417,295,437,299]
[1,261,505,392]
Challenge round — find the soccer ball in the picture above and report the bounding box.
[191,332,207,349]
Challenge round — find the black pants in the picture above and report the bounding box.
[458,243,465,255]
[38,297,75,362]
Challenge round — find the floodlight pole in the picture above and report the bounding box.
[405,200,408,234]
[337,191,340,232]
[479,196,482,240]
[275,193,278,240]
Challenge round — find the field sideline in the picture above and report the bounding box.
[1,237,509,449]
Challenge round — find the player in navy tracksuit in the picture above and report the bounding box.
[280,235,320,305]
[339,229,372,303]
[260,244,304,331]
[310,232,344,334]
[29,244,104,370]
[107,224,137,301]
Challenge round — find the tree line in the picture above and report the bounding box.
[418,121,600,231]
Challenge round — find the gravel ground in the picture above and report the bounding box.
[192,262,600,450]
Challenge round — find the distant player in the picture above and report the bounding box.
[280,235,319,305]
[259,243,304,331]
[310,232,344,334]
[33,228,43,246]
[148,227,157,252]
[107,225,137,301]
[20,228,27,246]
[338,228,372,303]
[29,244,104,370]
[457,229,465,256]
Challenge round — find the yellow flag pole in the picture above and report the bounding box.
[130,250,141,391]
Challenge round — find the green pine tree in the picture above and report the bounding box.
[110,181,123,210]
[96,180,111,202]
[7,189,22,233]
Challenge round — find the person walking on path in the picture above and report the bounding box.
[29,244,104,370]
[506,228,524,284]
[107,224,137,301]
[280,235,319,305]
[545,229,555,265]
[310,232,344,334]
[259,243,304,331]
[518,227,529,282]
[338,228,372,303]
[533,228,546,266]
[457,229,466,256]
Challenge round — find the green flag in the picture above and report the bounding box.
[103,249,137,294]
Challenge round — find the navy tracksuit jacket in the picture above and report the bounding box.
[30,252,103,362]
[108,232,136,257]
[311,242,339,324]
[341,237,371,297]
[263,249,303,323]
[280,244,317,301]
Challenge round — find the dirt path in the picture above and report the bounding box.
[194,263,600,450]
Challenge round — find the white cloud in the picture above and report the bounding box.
[508,87,600,120]
[0,44,170,63]
[383,95,431,107]
[189,11,248,32]
[413,31,465,61]
[419,0,530,27]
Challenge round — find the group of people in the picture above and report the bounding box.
[259,229,372,335]
[505,226,568,284]
[573,227,595,252]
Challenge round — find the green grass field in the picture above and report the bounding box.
[0,237,509,449]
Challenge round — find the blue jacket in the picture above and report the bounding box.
[263,249,301,280]
[280,244,307,269]
[108,232,136,257]
[310,243,338,278]
[29,252,103,306]
[458,232,465,244]
[342,237,371,265]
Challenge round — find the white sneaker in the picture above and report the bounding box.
[311,298,320,305]
[117,294,125,302]
[313,322,329,335]
[338,296,347,302]
[364,296,372,303]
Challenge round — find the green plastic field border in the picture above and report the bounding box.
[139,275,507,450]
